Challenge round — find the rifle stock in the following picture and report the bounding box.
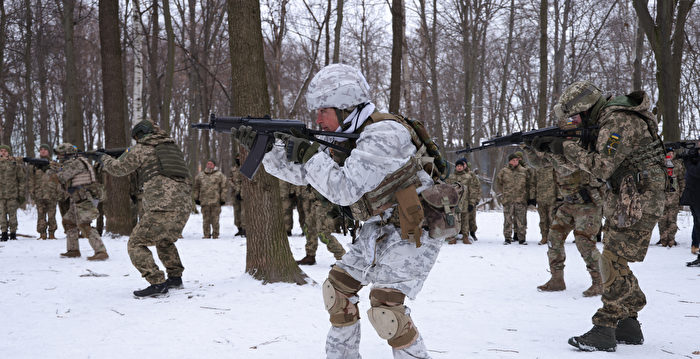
[455,125,597,154]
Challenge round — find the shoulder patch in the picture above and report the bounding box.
[604,133,621,156]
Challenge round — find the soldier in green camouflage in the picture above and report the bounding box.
[100,120,192,298]
[0,144,25,241]
[229,160,246,237]
[467,162,480,240]
[657,147,685,247]
[279,179,294,236]
[52,143,108,260]
[446,158,480,244]
[535,81,666,351]
[194,159,228,239]
[533,164,557,245]
[495,153,534,244]
[29,144,62,239]
[295,185,346,265]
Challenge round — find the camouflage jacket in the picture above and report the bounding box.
[101,131,192,212]
[29,159,63,201]
[194,168,228,205]
[533,166,557,205]
[229,167,243,195]
[494,163,532,205]
[0,156,25,200]
[667,158,685,201]
[53,157,100,205]
[447,169,480,208]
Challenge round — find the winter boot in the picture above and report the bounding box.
[133,282,169,298]
[538,237,548,245]
[615,317,644,345]
[39,232,47,240]
[9,232,17,240]
[234,228,246,237]
[687,255,700,267]
[60,250,81,258]
[446,237,457,245]
[504,238,512,245]
[518,239,527,245]
[568,325,617,352]
[462,236,473,244]
[164,276,183,289]
[212,234,219,239]
[583,272,603,297]
[87,251,109,261]
[202,234,211,239]
[537,270,566,292]
[667,239,677,247]
[470,231,478,241]
[692,246,699,255]
[295,255,316,265]
[48,231,57,239]
[1,232,8,241]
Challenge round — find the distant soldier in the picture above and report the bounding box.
[445,158,479,244]
[100,120,191,297]
[229,158,246,237]
[533,164,557,245]
[28,144,62,239]
[495,153,534,244]
[657,147,686,247]
[467,162,480,241]
[52,143,108,260]
[194,159,228,239]
[295,186,346,265]
[0,144,25,241]
[279,179,294,236]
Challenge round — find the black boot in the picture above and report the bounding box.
[133,282,169,298]
[164,276,183,289]
[568,325,617,352]
[513,233,519,242]
[616,318,644,344]
[503,239,512,245]
[687,255,700,267]
[1,232,7,242]
[296,255,316,265]
[470,231,478,241]
[234,228,246,237]
[10,232,17,240]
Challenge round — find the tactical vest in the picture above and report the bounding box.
[70,157,97,187]
[602,95,665,193]
[139,142,190,188]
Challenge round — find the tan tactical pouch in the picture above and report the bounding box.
[395,185,424,247]
[419,183,463,239]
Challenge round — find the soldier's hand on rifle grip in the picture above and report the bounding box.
[230,125,257,151]
[549,138,566,155]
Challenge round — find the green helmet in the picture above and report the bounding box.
[131,120,155,140]
[553,81,602,121]
[0,144,11,154]
[54,143,78,155]
[514,151,524,159]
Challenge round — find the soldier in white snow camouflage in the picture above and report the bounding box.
[234,64,445,359]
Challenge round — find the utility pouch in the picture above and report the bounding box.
[395,184,424,247]
[419,183,463,239]
[610,175,642,228]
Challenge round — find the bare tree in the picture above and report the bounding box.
[161,0,175,133]
[389,0,403,113]
[536,0,548,128]
[227,0,308,284]
[58,0,85,147]
[332,0,344,63]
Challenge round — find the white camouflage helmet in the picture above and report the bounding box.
[305,64,371,111]
[553,81,602,121]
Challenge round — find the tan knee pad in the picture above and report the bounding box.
[323,267,362,327]
[600,249,630,288]
[367,288,419,349]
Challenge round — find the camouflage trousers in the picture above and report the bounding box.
[546,202,602,273]
[63,200,105,253]
[128,210,189,284]
[502,202,527,241]
[537,202,555,241]
[458,210,471,237]
[592,214,658,327]
[326,222,443,358]
[232,193,244,230]
[201,204,222,237]
[469,208,477,233]
[36,199,58,234]
[0,198,19,233]
[281,194,294,233]
[657,202,680,244]
[305,201,345,259]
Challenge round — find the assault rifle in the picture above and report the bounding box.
[455,125,597,154]
[192,113,360,179]
[668,140,700,159]
[22,157,52,169]
[79,148,127,160]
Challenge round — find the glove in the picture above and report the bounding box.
[549,138,566,155]
[532,136,555,152]
[230,125,258,151]
[527,199,537,206]
[219,201,226,206]
[195,200,201,205]
[467,204,474,212]
[523,136,535,147]
[275,132,320,164]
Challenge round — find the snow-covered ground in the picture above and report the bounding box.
[1,206,698,358]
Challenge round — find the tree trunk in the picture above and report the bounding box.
[61,0,84,148]
[389,0,403,113]
[332,0,343,63]
[132,0,144,125]
[161,0,174,133]
[552,0,570,122]
[186,0,200,175]
[632,14,645,92]
[536,0,548,128]
[23,0,35,156]
[633,0,694,142]
[36,3,50,146]
[148,0,161,125]
[227,0,308,285]
[497,0,516,135]
[99,0,135,235]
